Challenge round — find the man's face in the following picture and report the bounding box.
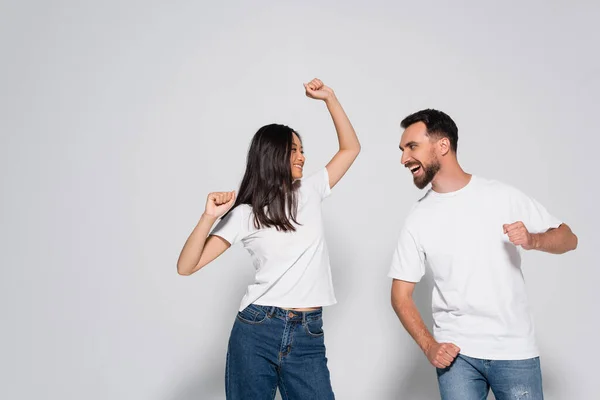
[399,122,441,189]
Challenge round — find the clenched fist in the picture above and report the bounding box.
[204,191,235,218]
[304,78,335,101]
[503,221,536,250]
[426,342,460,369]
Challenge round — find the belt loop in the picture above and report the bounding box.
[302,311,306,324]
[268,306,276,318]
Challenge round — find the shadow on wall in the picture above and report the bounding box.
[164,258,251,400]
[390,270,442,400]
[169,360,227,400]
[165,309,236,400]
[532,345,562,400]
[388,269,564,400]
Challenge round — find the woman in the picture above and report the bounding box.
[177,78,360,399]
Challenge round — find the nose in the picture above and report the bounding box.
[401,151,410,166]
[298,153,305,162]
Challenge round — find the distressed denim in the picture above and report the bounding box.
[437,354,543,400]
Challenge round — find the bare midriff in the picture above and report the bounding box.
[286,307,321,312]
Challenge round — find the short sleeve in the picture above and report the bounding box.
[210,206,248,245]
[301,168,331,201]
[388,226,426,282]
[511,190,562,234]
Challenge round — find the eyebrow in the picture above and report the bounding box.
[399,141,417,151]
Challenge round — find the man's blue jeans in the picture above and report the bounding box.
[437,354,544,399]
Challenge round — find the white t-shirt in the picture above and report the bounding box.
[388,176,562,360]
[211,168,336,311]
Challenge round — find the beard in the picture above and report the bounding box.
[413,158,440,189]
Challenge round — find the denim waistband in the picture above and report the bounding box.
[251,304,322,322]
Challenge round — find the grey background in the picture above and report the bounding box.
[1,1,598,399]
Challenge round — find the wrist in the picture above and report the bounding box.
[324,93,338,105]
[200,213,218,224]
[530,233,541,250]
[421,338,435,355]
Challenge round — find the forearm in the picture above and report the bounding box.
[324,95,360,153]
[392,297,436,354]
[177,213,218,275]
[532,224,578,254]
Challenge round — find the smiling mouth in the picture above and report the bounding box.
[408,164,422,175]
[294,164,303,170]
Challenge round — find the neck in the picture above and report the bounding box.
[430,158,471,193]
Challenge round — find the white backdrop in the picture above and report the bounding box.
[1,1,598,399]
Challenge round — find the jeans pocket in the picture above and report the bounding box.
[236,304,269,325]
[304,317,324,337]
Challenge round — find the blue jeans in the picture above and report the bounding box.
[437,354,544,400]
[225,304,335,400]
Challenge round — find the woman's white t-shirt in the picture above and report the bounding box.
[211,168,336,311]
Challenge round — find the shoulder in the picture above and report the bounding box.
[478,176,530,200]
[300,168,327,186]
[298,167,330,200]
[468,176,523,199]
[403,192,431,230]
[224,203,252,222]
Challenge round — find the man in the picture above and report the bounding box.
[388,109,577,400]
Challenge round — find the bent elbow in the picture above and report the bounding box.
[177,265,193,276]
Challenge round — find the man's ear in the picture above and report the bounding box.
[438,137,451,156]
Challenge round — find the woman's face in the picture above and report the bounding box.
[290,133,305,180]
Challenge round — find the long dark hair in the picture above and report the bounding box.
[225,123,301,232]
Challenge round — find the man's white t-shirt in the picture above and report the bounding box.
[388,176,562,360]
[211,168,336,312]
